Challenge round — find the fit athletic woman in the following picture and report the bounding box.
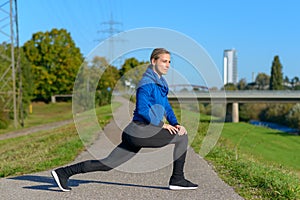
[51,48,198,191]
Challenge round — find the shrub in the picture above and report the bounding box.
[95,90,112,106]
[286,103,300,129]
[260,103,294,125]
[0,112,9,129]
[239,103,268,121]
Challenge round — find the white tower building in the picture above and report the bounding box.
[223,49,238,85]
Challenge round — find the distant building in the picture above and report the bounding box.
[223,49,238,85]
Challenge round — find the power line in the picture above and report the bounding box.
[99,12,122,38]
[97,12,124,65]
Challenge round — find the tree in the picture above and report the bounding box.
[18,48,35,120]
[119,58,143,77]
[260,103,294,125]
[98,66,119,90]
[294,85,300,90]
[0,43,13,102]
[23,28,83,101]
[0,43,34,128]
[269,55,283,90]
[283,76,291,90]
[223,83,237,91]
[284,76,289,83]
[0,43,14,128]
[291,76,300,90]
[237,78,247,90]
[119,57,148,88]
[96,65,120,106]
[91,56,108,71]
[255,73,270,90]
[119,58,148,77]
[239,103,268,121]
[91,56,120,88]
[286,103,300,129]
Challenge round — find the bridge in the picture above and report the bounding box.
[168,91,300,122]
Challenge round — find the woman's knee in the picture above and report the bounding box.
[177,133,188,144]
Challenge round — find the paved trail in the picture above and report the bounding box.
[0,96,244,200]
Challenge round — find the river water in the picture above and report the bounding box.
[249,120,299,135]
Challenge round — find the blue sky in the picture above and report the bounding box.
[11,0,300,86]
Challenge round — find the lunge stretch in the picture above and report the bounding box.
[51,48,198,191]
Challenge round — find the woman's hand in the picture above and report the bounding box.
[163,124,187,136]
[175,125,187,136]
[163,123,178,134]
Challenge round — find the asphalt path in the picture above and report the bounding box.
[0,96,244,200]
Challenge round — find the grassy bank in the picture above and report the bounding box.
[205,146,300,199]
[0,124,82,177]
[0,103,118,177]
[0,102,73,135]
[24,102,73,126]
[172,106,300,199]
[190,121,300,199]
[220,123,300,173]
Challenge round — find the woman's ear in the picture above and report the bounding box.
[151,58,155,65]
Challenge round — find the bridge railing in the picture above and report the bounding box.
[168,90,300,103]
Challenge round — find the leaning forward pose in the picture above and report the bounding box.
[51,48,198,191]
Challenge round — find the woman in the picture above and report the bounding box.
[51,48,198,191]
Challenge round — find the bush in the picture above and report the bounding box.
[95,90,112,106]
[0,112,9,129]
[239,103,268,121]
[260,104,294,125]
[286,103,300,129]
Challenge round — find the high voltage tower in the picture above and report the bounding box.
[0,0,20,128]
[98,13,124,63]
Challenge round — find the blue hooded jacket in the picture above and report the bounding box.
[132,65,179,127]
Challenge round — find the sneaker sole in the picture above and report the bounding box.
[51,170,71,192]
[169,185,198,190]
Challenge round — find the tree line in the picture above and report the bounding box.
[0,28,299,130]
[0,28,146,128]
[224,55,300,91]
[222,55,300,131]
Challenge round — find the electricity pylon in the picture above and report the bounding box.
[0,0,19,128]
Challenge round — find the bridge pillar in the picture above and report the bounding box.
[225,102,239,122]
[232,102,239,123]
[51,95,56,103]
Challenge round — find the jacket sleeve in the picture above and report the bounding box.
[164,98,179,126]
[135,84,164,127]
[135,85,151,123]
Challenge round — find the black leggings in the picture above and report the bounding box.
[65,122,188,178]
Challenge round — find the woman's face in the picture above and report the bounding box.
[152,53,171,77]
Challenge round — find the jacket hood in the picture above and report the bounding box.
[138,65,169,96]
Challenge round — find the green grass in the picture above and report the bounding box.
[75,102,120,146]
[0,103,119,177]
[25,102,73,126]
[190,121,300,200]
[0,124,82,177]
[206,146,300,200]
[172,106,300,199]
[0,102,73,135]
[220,123,300,173]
